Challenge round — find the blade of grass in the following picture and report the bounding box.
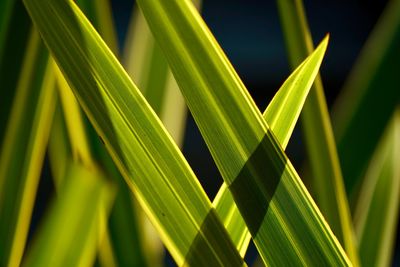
[276,0,359,265]
[136,0,350,265]
[123,6,188,266]
[0,29,56,267]
[353,109,400,267]
[22,162,115,267]
[213,45,330,255]
[23,0,245,265]
[124,5,207,262]
[56,63,144,266]
[71,2,150,265]
[56,64,144,267]
[332,0,400,200]
[79,2,153,265]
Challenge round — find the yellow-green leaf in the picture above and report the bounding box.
[213,40,330,255]
[23,0,244,265]
[276,0,358,264]
[136,0,350,265]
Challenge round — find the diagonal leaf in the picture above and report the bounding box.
[353,109,400,267]
[23,0,244,265]
[22,162,115,267]
[276,0,359,264]
[136,0,350,265]
[123,5,194,265]
[56,62,146,267]
[74,2,149,266]
[0,29,56,267]
[213,43,330,255]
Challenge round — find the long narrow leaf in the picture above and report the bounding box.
[137,0,350,265]
[49,67,122,267]
[353,109,400,267]
[0,29,56,267]
[213,42,329,255]
[276,0,359,264]
[123,6,190,266]
[23,0,244,265]
[74,2,150,265]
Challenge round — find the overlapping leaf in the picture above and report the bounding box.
[213,42,332,255]
[136,0,350,265]
[23,0,244,265]
[276,0,358,264]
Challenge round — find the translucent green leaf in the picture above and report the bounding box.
[136,0,350,265]
[23,0,244,265]
[276,0,359,264]
[213,42,331,255]
[73,2,149,265]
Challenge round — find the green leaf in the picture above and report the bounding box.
[53,66,132,267]
[23,0,244,265]
[123,6,191,266]
[332,0,400,200]
[73,2,150,266]
[136,0,349,265]
[213,42,330,255]
[0,29,56,267]
[22,162,115,267]
[353,109,400,267]
[276,0,359,264]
